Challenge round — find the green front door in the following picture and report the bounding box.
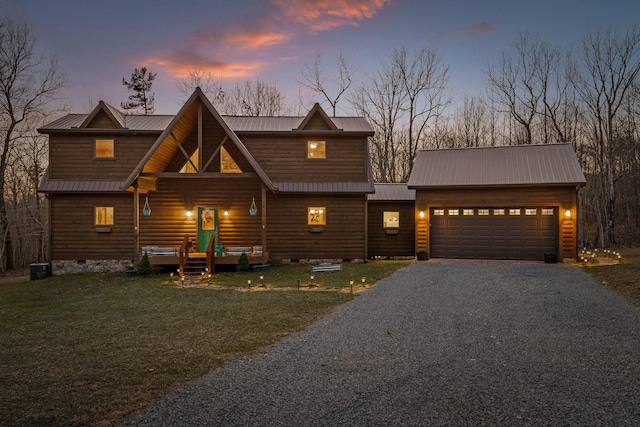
[197,207,218,252]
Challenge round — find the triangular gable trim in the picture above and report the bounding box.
[123,88,276,192]
[296,103,339,131]
[79,101,126,129]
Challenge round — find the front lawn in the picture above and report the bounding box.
[0,260,410,426]
[583,247,640,307]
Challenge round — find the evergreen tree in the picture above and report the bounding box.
[121,67,157,114]
[237,253,250,272]
[137,251,153,276]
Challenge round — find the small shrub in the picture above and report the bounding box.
[237,253,250,271]
[138,251,153,276]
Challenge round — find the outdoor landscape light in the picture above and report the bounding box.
[260,275,264,287]
[310,274,314,287]
[247,279,252,290]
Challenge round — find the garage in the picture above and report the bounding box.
[430,207,558,260]
[408,144,586,262]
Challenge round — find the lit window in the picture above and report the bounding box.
[95,139,114,158]
[509,208,521,216]
[448,209,459,216]
[478,209,489,216]
[493,209,505,216]
[307,141,326,159]
[433,209,444,216]
[383,211,400,228]
[221,146,242,173]
[179,149,198,173]
[308,207,326,225]
[541,208,554,216]
[95,207,114,225]
[525,208,537,216]
[463,209,474,216]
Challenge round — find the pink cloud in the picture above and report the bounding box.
[429,22,495,41]
[150,0,395,79]
[270,0,394,33]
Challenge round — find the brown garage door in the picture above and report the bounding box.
[430,207,558,261]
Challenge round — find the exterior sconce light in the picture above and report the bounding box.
[419,211,425,218]
[224,210,229,217]
[565,209,571,218]
[186,210,193,218]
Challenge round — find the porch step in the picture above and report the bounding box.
[184,256,207,275]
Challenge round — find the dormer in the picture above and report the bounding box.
[296,103,341,131]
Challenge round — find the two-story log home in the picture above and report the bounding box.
[38,88,374,274]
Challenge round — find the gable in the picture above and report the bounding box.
[124,88,275,191]
[296,103,339,131]
[84,109,119,128]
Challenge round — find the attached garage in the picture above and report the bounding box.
[408,144,586,262]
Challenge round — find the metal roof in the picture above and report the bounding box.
[38,171,124,193]
[39,113,174,131]
[275,181,375,193]
[408,143,586,188]
[40,113,372,133]
[368,183,416,201]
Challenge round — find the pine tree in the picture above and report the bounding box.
[121,67,157,114]
[137,251,153,276]
[237,253,250,272]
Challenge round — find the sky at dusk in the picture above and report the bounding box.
[4,0,639,115]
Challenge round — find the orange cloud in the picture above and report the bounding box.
[429,22,495,41]
[270,0,394,33]
[148,53,263,79]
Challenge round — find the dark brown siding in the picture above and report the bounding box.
[49,134,157,180]
[367,201,415,257]
[415,186,579,261]
[266,194,367,261]
[243,136,368,182]
[86,110,118,128]
[138,177,264,250]
[50,193,134,260]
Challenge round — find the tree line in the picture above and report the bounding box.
[1,13,638,272]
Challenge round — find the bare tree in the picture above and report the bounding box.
[176,66,225,106]
[299,53,353,116]
[220,78,285,116]
[393,46,450,172]
[570,26,640,247]
[0,15,66,270]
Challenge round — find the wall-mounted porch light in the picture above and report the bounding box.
[419,211,425,218]
[564,209,571,218]
[186,210,193,218]
[224,210,229,217]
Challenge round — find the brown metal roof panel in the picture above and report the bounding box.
[38,175,125,193]
[276,181,375,193]
[408,143,586,188]
[368,183,416,201]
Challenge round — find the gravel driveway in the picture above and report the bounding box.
[123,260,640,426]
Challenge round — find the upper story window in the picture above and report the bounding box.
[95,139,114,158]
[221,146,242,173]
[383,211,399,228]
[180,149,198,174]
[95,207,114,225]
[307,141,325,159]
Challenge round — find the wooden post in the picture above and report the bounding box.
[133,180,140,266]
[261,185,267,261]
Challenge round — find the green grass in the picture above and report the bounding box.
[0,260,410,426]
[583,247,640,307]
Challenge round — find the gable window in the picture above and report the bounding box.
[95,139,114,158]
[383,211,399,228]
[307,141,325,159]
[179,149,198,173]
[221,146,242,173]
[308,207,326,225]
[95,207,114,225]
